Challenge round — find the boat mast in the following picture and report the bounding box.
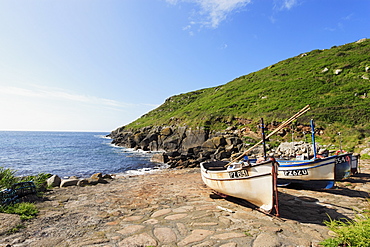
[310,119,317,159]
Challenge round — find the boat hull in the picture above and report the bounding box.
[200,160,278,214]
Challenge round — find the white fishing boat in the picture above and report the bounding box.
[200,106,310,216]
[200,160,279,215]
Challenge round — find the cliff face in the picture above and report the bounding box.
[109,125,265,168]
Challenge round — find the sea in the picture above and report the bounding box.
[0,131,167,178]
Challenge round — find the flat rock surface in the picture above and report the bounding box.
[0,213,22,236]
[1,160,369,247]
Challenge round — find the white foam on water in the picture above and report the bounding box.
[116,162,170,177]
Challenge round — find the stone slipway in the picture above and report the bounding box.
[1,161,369,247]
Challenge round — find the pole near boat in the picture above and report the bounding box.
[310,119,317,159]
[229,105,311,164]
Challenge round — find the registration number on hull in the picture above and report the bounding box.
[335,156,348,164]
[229,169,249,178]
[283,169,308,176]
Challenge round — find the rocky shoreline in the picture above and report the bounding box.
[109,125,370,169]
[1,160,369,247]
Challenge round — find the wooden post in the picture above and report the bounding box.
[261,118,267,160]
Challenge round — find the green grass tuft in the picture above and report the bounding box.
[0,167,18,190]
[320,214,370,247]
[0,202,39,220]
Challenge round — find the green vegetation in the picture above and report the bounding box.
[0,167,18,190]
[320,212,370,247]
[0,166,51,191]
[121,39,370,150]
[0,202,39,220]
[0,167,50,220]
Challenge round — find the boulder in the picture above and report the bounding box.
[89,173,108,184]
[360,148,370,156]
[77,179,89,187]
[334,69,342,75]
[60,179,79,188]
[201,138,217,150]
[162,135,181,151]
[148,140,159,151]
[151,153,169,163]
[321,67,329,73]
[140,133,158,149]
[181,129,208,151]
[167,151,180,158]
[133,132,146,144]
[201,136,226,151]
[214,149,231,160]
[91,173,103,180]
[161,127,173,136]
[102,174,113,179]
[225,137,242,146]
[211,136,226,147]
[47,175,61,187]
[275,142,319,157]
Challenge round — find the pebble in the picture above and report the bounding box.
[0,161,369,247]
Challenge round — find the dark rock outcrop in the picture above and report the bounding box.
[109,125,263,168]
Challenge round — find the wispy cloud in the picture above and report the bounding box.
[269,0,298,24]
[273,0,298,10]
[0,85,157,110]
[166,0,251,30]
[343,13,353,21]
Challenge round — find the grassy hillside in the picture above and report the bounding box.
[123,39,370,149]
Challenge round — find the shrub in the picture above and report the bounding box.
[0,167,18,190]
[320,213,370,246]
[0,167,49,221]
[0,202,39,220]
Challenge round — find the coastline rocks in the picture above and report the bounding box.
[360,148,370,156]
[110,125,262,169]
[275,141,320,157]
[77,179,89,187]
[47,175,62,187]
[60,178,79,188]
[47,173,113,188]
[151,153,169,163]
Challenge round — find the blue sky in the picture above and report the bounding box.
[0,0,369,132]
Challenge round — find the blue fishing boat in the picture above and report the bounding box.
[276,152,352,189]
[275,119,352,189]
